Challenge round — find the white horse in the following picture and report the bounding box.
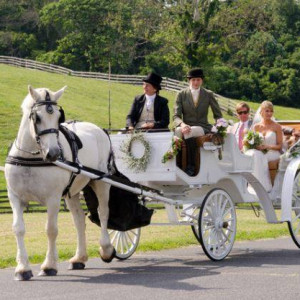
[5,86,115,280]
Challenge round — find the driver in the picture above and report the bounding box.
[126,72,169,131]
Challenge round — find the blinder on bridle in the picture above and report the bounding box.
[29,91,65,144]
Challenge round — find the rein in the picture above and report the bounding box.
[6,156,55,167]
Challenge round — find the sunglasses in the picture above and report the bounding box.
[237,110,249,115]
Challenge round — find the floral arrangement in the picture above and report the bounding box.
[162,136,183,163]
[243,130,267,153]
[211,118,232,138]
[120,131,151,172]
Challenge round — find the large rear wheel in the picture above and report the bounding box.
[109,228,141,260]
[198,188,236,261]
[288,170,300,248]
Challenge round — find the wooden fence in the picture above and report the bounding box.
[0,55,255,117]
[0,188,87,214]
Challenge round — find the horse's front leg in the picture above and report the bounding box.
[90,181,115,262]
[65,193,88,269]
[39,198,61,276]
[8,190,33,281]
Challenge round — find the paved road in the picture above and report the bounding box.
[1,237,299,300]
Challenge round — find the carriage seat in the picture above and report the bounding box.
[177,135,214,175]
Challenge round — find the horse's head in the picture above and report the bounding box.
[26,85,67,162]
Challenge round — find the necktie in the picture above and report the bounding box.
[238,123,245,150]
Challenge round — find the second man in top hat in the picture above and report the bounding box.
[174,68,223,176]
[126,72,170,130]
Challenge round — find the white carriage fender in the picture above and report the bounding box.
[281,157,300,222]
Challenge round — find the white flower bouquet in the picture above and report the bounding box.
[243,130,267,153]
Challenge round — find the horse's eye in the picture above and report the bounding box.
[35,114,41,124]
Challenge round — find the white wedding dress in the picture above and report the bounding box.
[245,131,281,192]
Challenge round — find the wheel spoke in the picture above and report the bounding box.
[203,225,214,231]
[115,232,121,250]
[199,189,236,260]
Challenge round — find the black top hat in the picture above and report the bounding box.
[186,68,204,79]
[143,72,162,90]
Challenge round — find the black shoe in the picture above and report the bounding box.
[185,137,197,176]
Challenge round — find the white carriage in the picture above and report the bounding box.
[108,129,300,261]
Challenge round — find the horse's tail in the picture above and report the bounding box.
[102,128,118,176]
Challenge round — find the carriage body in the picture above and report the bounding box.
[110,129,300,260]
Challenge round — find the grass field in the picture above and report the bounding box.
[0,208,290,269]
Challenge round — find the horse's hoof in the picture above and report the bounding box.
[100,248,116,263]
[68,262,85,270]
[14,270,33,281]
[38,269,57,276]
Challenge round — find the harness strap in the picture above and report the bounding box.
[5,156,55,167]
[58,124,83,197]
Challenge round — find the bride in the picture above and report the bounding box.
[245,101,283,192]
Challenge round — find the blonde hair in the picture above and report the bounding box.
[236,102,250,113]
[260,101,273,115]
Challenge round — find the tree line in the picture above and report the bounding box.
[1,0,300,107]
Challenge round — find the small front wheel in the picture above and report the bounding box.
[109,228,141,260]
[198,188,236,261]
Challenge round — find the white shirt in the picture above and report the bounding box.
[235,120,250,144]
[190,87,200,106]
[145,94,156,111]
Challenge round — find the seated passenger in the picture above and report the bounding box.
[227,102,252,151]
[244,101,283,192]
[126,72,169,131]
[173,68,222,176]
[282,126,295,152]
[282,127,300,151]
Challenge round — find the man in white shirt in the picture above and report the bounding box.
[228,102,252,151]
[126,72,170,130]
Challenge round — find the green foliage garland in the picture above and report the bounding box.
[120,132,151,172]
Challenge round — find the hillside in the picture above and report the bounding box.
[1,63,300,190]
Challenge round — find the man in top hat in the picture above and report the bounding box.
[174,68,222,176]
[126,72,170,130]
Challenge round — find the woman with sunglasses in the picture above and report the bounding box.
[244,101,283,192]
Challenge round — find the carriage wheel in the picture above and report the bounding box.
[198,188,236,261]
[109,228,141,260]
[189,207,201,244]
[288,170,300,248]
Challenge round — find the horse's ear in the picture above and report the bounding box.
[53,86,67,102]
[28,85,39,102]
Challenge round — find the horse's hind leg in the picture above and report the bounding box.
[89,180,115,262]
[8,190,33,281]
[39,199,61,276]
[65,193,88,269]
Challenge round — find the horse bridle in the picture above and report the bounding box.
[29,91,65,144]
